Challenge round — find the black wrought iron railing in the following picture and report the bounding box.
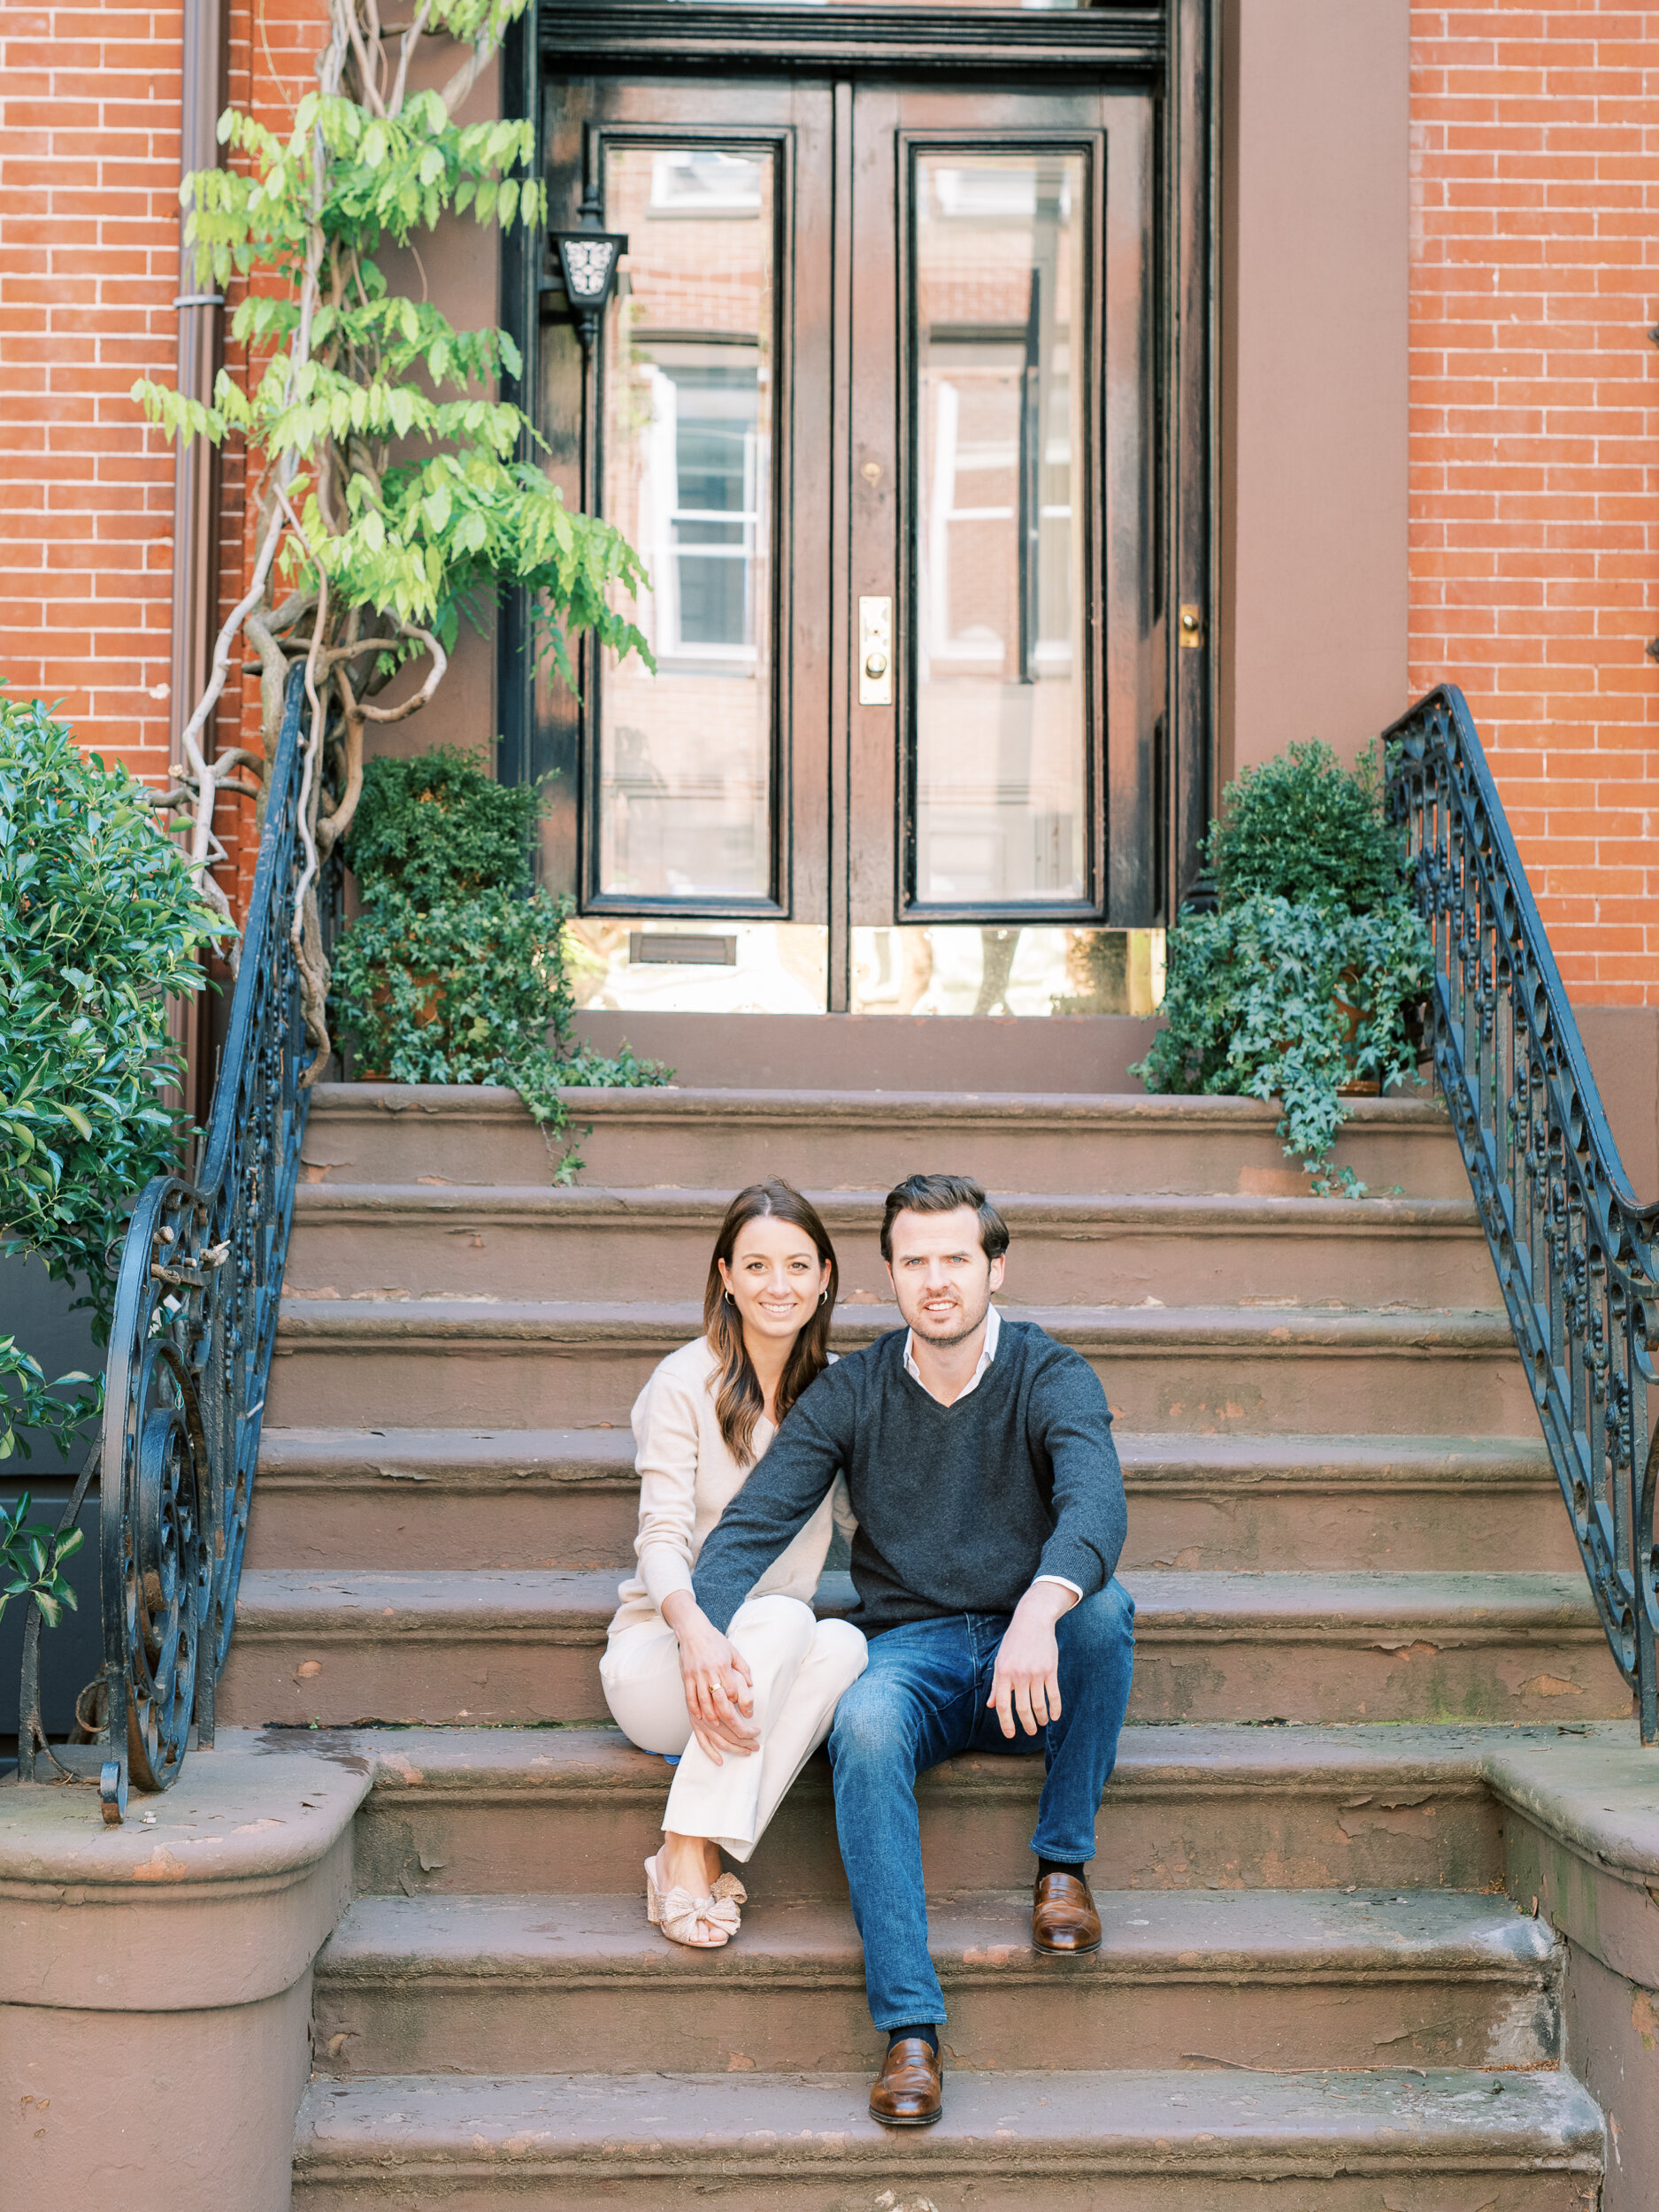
[19,669,334,1816]
[1387,684,1659,1743]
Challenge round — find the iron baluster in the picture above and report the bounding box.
[1386,685,1659,1743]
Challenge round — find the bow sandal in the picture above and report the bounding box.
[644,1854,748,1948]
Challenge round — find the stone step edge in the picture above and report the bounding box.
[273,1300,1517,1351]
[257,1426,1554,1490]
[232,1566,1606,1640]
[322,1718,1629,1806]
[315,1886,1557,1990]
[291,1184,1481,1232]
[292,2066,1601,2179]
[306,1081,1454,1129]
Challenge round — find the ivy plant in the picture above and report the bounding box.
[1133,741,1432,1193]
[0,695,232,1463]
[131,0,651,1070]
[328,750,668,1177]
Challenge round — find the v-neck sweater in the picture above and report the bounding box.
[692,1319,1126,1637]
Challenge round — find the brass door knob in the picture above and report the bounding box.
[864,649,888,680]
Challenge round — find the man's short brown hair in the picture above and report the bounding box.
[879,1172,1010,1263]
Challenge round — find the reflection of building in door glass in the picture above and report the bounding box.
[649,149,765,216]
[599,144,776,902]
[914,150,1087,909]
[641,355,763,660]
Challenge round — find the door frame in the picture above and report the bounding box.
[499,0,1217,1000]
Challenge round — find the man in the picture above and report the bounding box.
[691,1171,1134,2127]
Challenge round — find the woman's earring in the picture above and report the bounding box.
[818,1288,829,1305]
[725,1289,735,1306]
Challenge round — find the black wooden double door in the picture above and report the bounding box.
[528,32,1193,1004]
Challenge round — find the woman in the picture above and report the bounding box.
[600,1179,867,1949]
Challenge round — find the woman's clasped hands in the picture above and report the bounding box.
[659,1589,759,1765]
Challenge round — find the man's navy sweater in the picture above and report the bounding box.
[691,1318,1127,1637]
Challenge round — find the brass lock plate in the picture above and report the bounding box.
[858,596,893,705]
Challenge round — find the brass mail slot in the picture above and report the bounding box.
[628,933,737,967]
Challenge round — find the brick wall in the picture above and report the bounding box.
[1409,3,1659,1004]
[0,4,186,780]
[0,0,325,902]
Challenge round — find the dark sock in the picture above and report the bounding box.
[1037,1856,1087,1884]
[888,2023,939,2055]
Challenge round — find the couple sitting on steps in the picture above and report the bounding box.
[599,1171,1136,2128]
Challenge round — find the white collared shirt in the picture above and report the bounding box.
[902,1302,1082,1602]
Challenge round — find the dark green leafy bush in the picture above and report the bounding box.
[329,749,667,1175]
[1209,741,1407,913]
[0,694,232,1466]
[1133,741,1431,1194]
[341,750,544,910]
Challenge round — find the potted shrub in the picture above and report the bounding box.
[328,748,668,1177]
[1132,741,1431,1194]
[1,694,234,1617]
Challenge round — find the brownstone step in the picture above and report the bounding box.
[340,1719,1548,1904]
[249,1426,1573,1574]
[266,1299,1533,1434]
[216,1569,1628,1731]
[310,1886,1560,2078]
[283,1185,1497,1309]
[301,1084,1467,1200]
[291,2064,1604,2211]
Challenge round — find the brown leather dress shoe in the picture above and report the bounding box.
[1032,1870,1102,1954]
[868,2037,943,2126]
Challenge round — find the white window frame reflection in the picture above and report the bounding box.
[640,350,768,671]
[648,148,765,217]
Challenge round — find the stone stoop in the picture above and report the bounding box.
[250,1081,1626,2208]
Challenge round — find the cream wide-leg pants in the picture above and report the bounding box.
[600,1594,868,1863]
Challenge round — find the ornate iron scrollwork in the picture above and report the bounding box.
[17,671,334,1815]
[1387,685,1659,1742]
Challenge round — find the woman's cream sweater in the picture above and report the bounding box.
[607,1335,853,1639]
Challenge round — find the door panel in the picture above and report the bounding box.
[849,83,1156,931]
[536,80,833,924]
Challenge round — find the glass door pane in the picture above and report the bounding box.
[910,149,1089,909]
[597,145,778,902]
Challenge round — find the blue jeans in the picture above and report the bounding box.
[826,1578,1136,2030]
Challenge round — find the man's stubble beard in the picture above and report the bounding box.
[904,1281,992,1350]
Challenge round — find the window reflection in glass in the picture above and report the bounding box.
[912,150,1088,907]
[599,145,774,902]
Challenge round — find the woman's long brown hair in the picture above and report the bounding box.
[703,1179,838,1467]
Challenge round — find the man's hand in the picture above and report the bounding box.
[661,1591,760,1764]
[987,1580,1078,1739]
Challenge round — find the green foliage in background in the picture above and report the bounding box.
[328,750,667,1176]
[338,749,544,907]
[0,1494,83,1632]
[0,695,231,1467]
[1209,741,1409,915]
[1134,741,1432,1193]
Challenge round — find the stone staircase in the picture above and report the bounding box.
[250,1079,1615,2206]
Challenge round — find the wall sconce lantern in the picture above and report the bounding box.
[551,225,628,354]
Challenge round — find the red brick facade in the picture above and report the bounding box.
[0,0,325,898]
[4,4,1655,998]
[1409,3,1659,1002]
[1,3,187,778]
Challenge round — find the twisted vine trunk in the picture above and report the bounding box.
[170,0,508,1079]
